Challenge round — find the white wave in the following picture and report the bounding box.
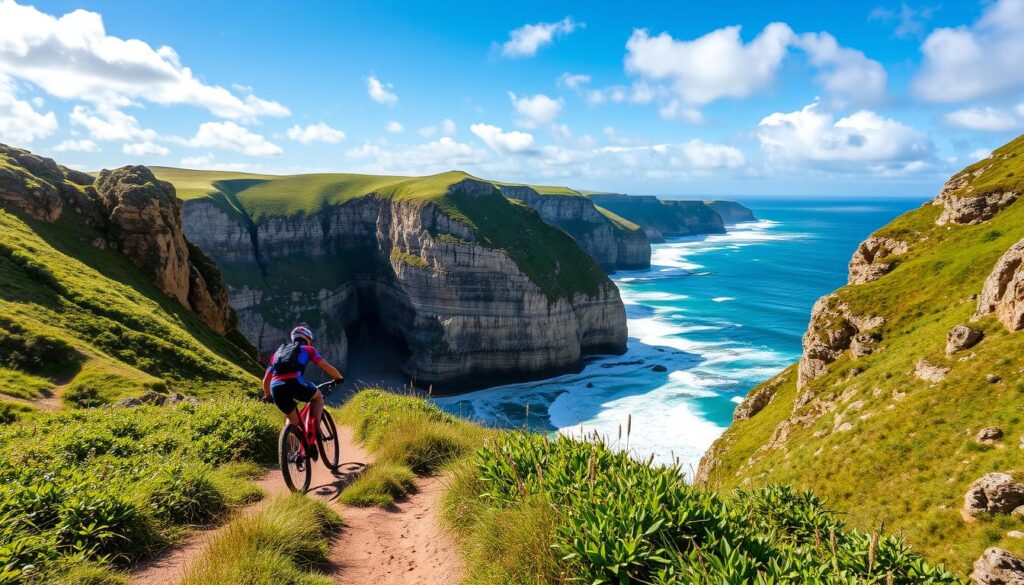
[625,291,689,302]
[730,396,744,404]
[712,296,734,302]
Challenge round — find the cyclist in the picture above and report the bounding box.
[262,326,344,432]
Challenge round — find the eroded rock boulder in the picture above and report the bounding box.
[914,358,950,382]
[975,239,1024,331]
[947,324,984,355]
[964,473,1024,517]
[733,376,783,421]
[972,548,1024,585]
[977,428,1004,443]
[797,294,884,389]
[935,159,1019,226]
[848,236,909,284]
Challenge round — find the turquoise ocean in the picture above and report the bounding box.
[434,198,925,474]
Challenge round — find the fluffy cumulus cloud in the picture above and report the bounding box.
[345,136,485,174]
[944,107,1019,132]
[122,141,169,156]
[385,121,404,134]
[509,92,563,128]
[680,139,746,168]
[557,72,591,89]
[757,102,931,172]
[186,121,282,157]
[53,138,97,152]
[180,153,214,167]
[796,32,888,106]
[0,0,288,120]
[498,17,581,59]
[912,0,1024,102]
[69,104,157,142]
[625,24,795,106]
[286,122,346,144]
[0,75,57,143]
[367,75,398,105]
[470,123,535,154]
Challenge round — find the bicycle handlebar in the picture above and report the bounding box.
[317,378,344,397]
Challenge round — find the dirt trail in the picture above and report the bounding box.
[129,425,464,585]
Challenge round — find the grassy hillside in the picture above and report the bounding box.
[0,202,259,411]
[156,168,612,301]
[700,138,1024,573]
[335,390,960,584]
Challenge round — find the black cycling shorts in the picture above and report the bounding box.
[270,378,318,414]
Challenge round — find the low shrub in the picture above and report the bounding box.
[338,462,415,507]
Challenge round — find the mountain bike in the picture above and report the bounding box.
[278,380,342,493]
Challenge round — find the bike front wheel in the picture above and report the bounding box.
[318,409,341,471]
[279,424,311,493]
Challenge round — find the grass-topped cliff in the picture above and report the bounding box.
[0,147,259,413]
[698,134,1024,576]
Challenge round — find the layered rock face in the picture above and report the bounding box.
[934,151,1021,226]
[0,145,239,336]
[183,180,628,390]
[848,236,909,284]
[974,239,1024,331]
[588,194,728,242]
[706,200,756,225]
[797,294,883,389]
[500,186,650,271]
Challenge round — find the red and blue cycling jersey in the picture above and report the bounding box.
[266,344,324,385]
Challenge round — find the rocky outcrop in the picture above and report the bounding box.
[964,473,1024,517]
[733,375,784,421]
[948,324,984,355]
[977,428,1004,443]
[587,194,727,242]
[706,200,756,225]
[848,236,909,284]
[182,179,628,390]
[935,157,1019,226]
[975,239,1024,331]
[0,145,242,337]
[914,358,949,382]
[973,548,1024,585]
[500,186,650,271]
[797,294,884,389]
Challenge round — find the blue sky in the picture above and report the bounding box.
[1,0,1022,196]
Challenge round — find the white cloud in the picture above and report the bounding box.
[944,107,1019,132]
[557,72,591,89]
[69,104,156,142]
[187,121,282,157]
[498,17,581,59]
[53,138,97,152]
[367,75,398,105]
[796,32,887,106]
[441,118,456,136]
[386,121,404,133]
[180,153,215,167]
[757,102,931,170]
[470,123,535,154]
[286,122,346,144]
[418,126,437,138]
[970,147,993,160]
[123,141,169,156]
[508,92,563,128]
[0,1,288,120]
[659,99,704,123]
[680,139,746,168]
[550,123,572,140]
[625,24,795,106]
[912,0,1024,102]
[0,75,57,143]
[345,136,485,174]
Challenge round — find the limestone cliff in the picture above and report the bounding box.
[695,133,1024,576]
[587,194,736,242]
[499,185,650,271]
[0,145,242,337]
[172,170,628,390]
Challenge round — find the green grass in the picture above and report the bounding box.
[0,398,279,584]
[0,202,260,406]
[702,135,1024,575]
[180,495,342,585]
[588,195,723,237]
[335,390,958,583]
[156,168,614,301]
[940,134,1024,200]
[338,463,416,507]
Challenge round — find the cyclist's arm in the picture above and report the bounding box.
[262,368,272,399]
[318,361,344,382]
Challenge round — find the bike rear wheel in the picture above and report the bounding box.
[318,410,341,471]
[279,424,310,493]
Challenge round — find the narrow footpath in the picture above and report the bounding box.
[129,426,464,584]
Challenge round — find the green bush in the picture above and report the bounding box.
[0,399,278,583]
[464,432,963,584]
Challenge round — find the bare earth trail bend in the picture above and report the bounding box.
[129,426,464,585]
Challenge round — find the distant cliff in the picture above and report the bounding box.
[706,200,756,224]
[167,169,628,391]
[499,185,650,271]
[588,194,738,242]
